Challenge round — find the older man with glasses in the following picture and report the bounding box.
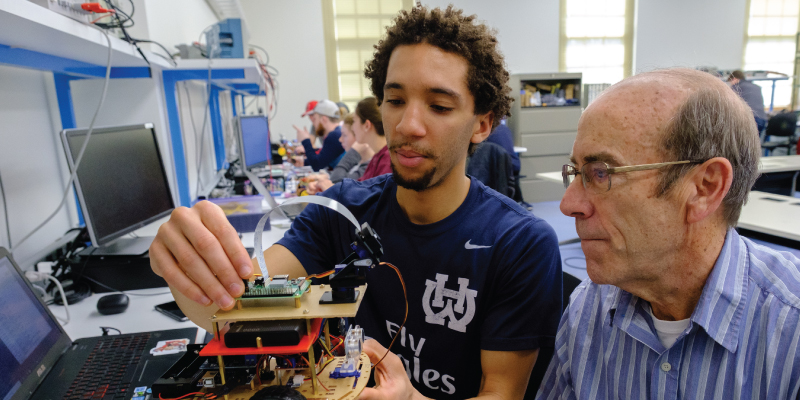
[536,68,800,399]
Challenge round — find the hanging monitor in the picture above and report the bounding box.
[60,123,175,256]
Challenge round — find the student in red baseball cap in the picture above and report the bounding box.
[293,99,345,171]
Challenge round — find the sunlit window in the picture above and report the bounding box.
[743,0,800,109]
[561,0,633,85]
[323,0,411,110]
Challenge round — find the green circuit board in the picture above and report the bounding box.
[238,275,310,300]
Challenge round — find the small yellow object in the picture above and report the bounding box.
[278,147,287,156]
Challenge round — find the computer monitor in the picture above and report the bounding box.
[60,123,175,256]
[236,115,271,170]
[233,115,290,218]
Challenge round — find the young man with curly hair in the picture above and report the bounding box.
[149,5,562,399]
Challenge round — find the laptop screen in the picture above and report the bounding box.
[0,254,70,400]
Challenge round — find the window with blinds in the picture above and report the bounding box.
[743,0,800,109]
[560,0,634,85]
[322,0,412,111]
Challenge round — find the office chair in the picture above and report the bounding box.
[762,111,798,156]
[466,142,515,199]
[524,271,584,399]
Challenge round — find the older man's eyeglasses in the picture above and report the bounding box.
[562,160,706,193]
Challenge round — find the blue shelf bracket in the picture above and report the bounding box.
[161,68,245,206]
[53,73,86,226]
[231,93,239,117]
[209,86,227,171]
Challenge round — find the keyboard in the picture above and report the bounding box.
[63,333,151,400]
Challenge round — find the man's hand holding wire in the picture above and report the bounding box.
[359,340,430,400]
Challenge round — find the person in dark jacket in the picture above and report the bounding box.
[293,99,345,171]
[485,122,520,175]
[727,70,767,132]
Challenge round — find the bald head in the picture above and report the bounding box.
[586,68,760,226]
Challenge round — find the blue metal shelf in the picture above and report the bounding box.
[162,59,266,206]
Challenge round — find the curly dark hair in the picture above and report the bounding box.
[365,3,513,155]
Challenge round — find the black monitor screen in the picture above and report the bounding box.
[65,125,174,246]
[239,116,271,169]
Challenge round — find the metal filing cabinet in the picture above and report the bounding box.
[508,73,582,202]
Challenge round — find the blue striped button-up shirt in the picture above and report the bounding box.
[537,229,800,399]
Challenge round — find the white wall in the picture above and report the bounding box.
[142,0,220,54]
[239,0,329,142]
[426,0,561,74]
[634,0,748,73]
[0,66,72,264]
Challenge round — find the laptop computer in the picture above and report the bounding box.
[0,247,200,400]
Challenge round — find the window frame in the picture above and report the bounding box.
[321,0,413,107]
[742,0,800,110]
[559,0,635,84]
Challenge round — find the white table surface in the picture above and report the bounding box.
[759,155,800,173]
[737,191,800,242]
[49,212,291,340]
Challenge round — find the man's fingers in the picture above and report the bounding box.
[196,201,253,278]
[158,219,235,310]
[363,339,388,362]
[358,387,382,400]
[176,203,245,300]
[150,240,212,306]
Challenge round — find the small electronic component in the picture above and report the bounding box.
[224,320,306,348]
[202,371,218,388]
[239,277,309,299]
[290,374,304,388]
[330,325,364,379]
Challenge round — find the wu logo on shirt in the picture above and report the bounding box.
[422,273,477,332]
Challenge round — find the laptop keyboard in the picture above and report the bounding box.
[64,333,152,400]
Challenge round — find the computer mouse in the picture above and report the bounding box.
[96,293,129,315]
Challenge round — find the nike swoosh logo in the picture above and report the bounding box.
[465,240,492,250]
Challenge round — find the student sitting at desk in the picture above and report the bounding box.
[307,97,389,194]
[293,99,345,171]
[150,5,562,399]
[330,113,371,181]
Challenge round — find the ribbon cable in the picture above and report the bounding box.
[253,196,362,280]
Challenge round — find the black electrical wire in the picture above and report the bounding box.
[134,39,177,66]
[0,169,10,248]
[95,0,134,29]
[49,247,96,305]
[100,326,121,335]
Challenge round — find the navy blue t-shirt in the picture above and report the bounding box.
[277,174,562,398]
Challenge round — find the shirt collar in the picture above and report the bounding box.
[608,229,749,353]
[690,228,749,352]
